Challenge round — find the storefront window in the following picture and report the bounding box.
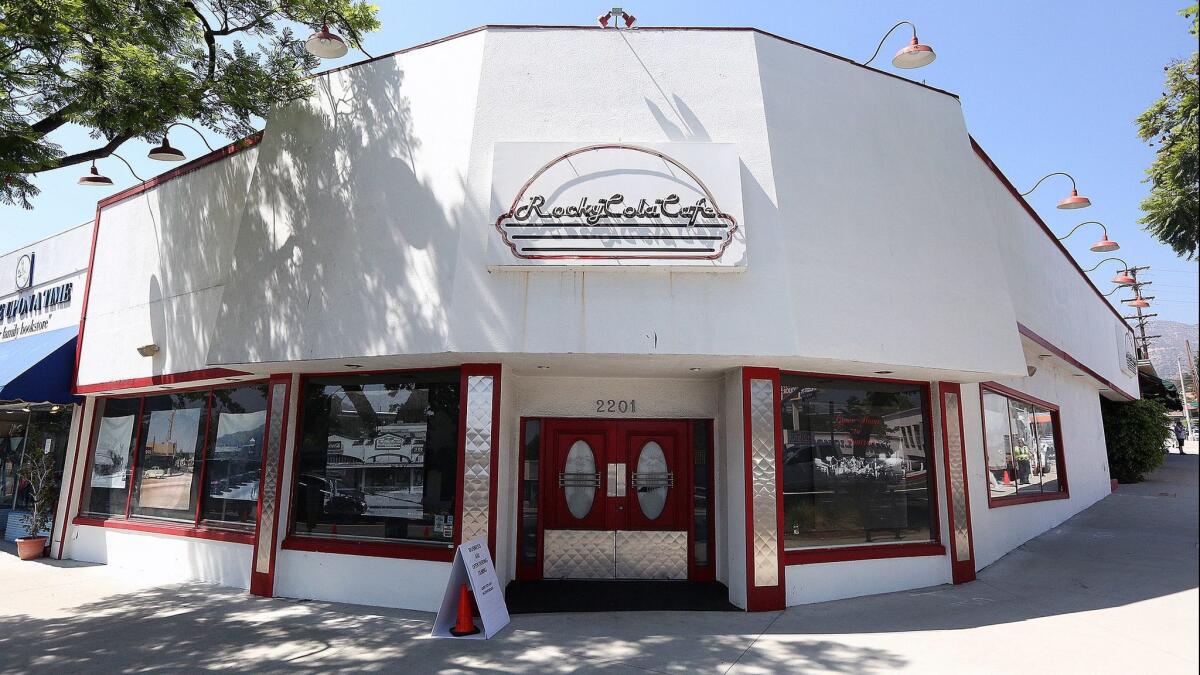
[292,370,460,545]
[982,387,1065,502]
[84,398,141,516]
[130,392,207,521]
[200,385,269,527]
[1,405,72,534]
[82,383,272,531]
[780,374,934,550]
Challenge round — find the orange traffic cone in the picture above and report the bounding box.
[449,583,480,637]
[1002,470,1011,485]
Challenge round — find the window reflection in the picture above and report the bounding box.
[200,385,269,526]
[293,370,460,544]
[983,389,1064,500]
[781,375,934,550]
[131,393,207,520]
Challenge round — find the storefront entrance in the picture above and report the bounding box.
[523,418,713,581]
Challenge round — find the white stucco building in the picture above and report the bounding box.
[51,25,1138,612]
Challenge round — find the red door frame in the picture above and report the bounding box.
[541,419,613,530]
[938,382,976,584]
[517,417,714,581]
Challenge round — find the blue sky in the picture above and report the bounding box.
[4,0,1197,322]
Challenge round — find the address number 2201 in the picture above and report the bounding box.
[596,399,636,413]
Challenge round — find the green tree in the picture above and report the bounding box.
[1136,4,1199,260]
[0,1,380,208]
[1101,397,1171,483]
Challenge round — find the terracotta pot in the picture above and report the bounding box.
[16,536,47,561]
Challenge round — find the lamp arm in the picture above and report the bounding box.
[1082,256,1130,273]
[110,153,146,182]
[863,21,917,66]
[1020,172,1078,197]
[1057,221,1108,241]
[322,10,374,58]
[165,122,215,152]
[1102,285,1123,297]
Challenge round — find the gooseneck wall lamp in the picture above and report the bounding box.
[863,21,936,69]
[304,11,372,59]
[1020,172,1091,209]
[148,122,215,162]
[78,153,144,187]
[1058,221,1119,252]
[1083,257,1136,286]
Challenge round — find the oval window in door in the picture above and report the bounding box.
[636,441,669,520]
[563,440,597,519]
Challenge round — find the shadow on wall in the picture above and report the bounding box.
[156,54,505,366]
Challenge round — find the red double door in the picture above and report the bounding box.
[534,418,710,581]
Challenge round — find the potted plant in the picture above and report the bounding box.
[15,440,58,561]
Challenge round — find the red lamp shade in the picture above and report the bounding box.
[622,12,636,27]
[148,137,186,162]
[1089,237,1119,253]
[78,164,113,186]
[892,37,936,69]
[1056,189,1091,209]
[305,24,348,59]
[1125,297,1150,308]
[1111,271,1136,286]
[597,13,611,27]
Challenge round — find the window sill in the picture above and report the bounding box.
[987,491,1069,508]
[72,516,255,545]
[785,541,945,565]
[281,535,456,562]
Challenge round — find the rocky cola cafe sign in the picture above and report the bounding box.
[489,143,745,268]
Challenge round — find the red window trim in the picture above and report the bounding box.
[72,515,254,545]
[778,369,944,562]
[284,366,467,563]
[785,541,945,565]
[74,380,272,534]
[280,535,455,562]
[979,382,1071,508]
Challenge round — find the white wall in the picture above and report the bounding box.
[962,353,1113,570]
[968,156,1139,398]
[273,550,451,612]
[785,555,950,605]
[76,147,260,386]
[69,525,253,589]
[76,27,1057,389]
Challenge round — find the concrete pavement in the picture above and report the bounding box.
[1,455,1196,674]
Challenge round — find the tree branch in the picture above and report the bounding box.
[30,103,77,136]
[183,1,218,82]
[32,131,136,174]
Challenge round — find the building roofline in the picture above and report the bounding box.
[1,219,94,258]
[969,136,1135,335]
[310,24,960,101]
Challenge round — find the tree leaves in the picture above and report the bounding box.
[0,0,380,208]
[1136,5,1199,260]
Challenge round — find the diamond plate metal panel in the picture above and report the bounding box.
[749,378,779,587]
[254,383,287,575]
[543,530,616,578]
[460,375,495,546]
[944,392,972,562]
[615,530,687,579]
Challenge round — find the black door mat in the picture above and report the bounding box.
[504,580,738,613]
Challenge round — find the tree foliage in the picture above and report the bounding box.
[0,1,380,208]
[1136,4,1199,260]
[1101,397,1171,484]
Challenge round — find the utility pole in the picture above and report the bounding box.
[1121,267,1161,361]
[1180,360,1193,432]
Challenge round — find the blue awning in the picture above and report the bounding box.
[0,326,78,405]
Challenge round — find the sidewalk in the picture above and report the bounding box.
[1,455,1196,674]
